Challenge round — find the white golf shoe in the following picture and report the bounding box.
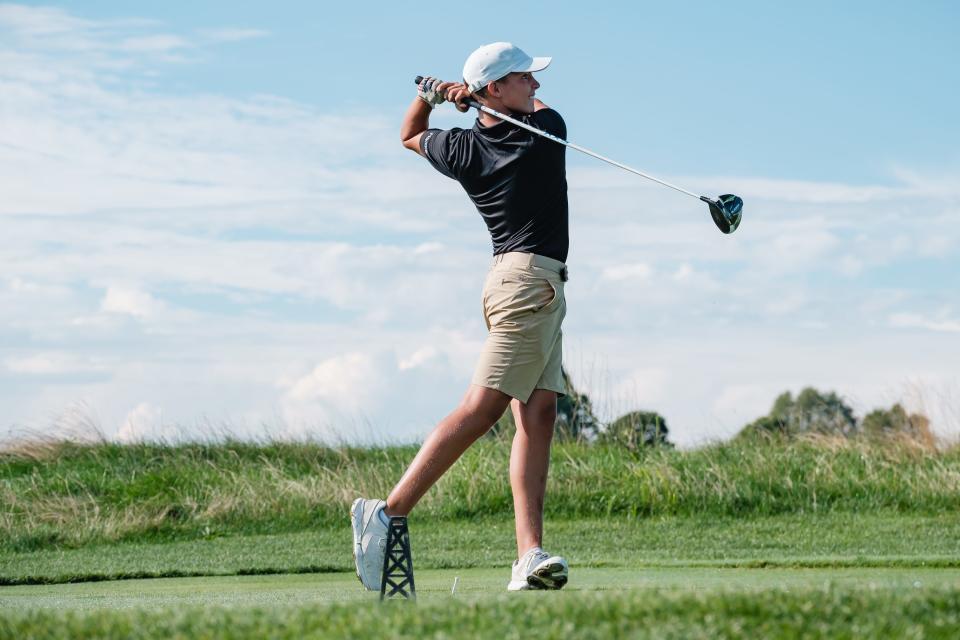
[350,497,389,591]
[507,546,569,591]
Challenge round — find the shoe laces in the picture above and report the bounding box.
[519,548,550,574]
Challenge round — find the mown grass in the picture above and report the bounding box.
[3,513,960,586]
[2,585,959,639]
[2,434,958,551]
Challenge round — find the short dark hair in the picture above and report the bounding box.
[468,73,509,101]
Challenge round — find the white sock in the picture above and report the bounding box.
[378,508,391,527]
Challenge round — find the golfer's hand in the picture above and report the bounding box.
[442,82,472,113]
[417,76,447,108]
[418,77,470,112]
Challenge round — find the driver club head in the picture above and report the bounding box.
[701,194,743,234]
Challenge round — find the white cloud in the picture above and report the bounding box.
[117,34,188,53]
[1,4,958,448]
[101,286,164,319]
[605,368,670,415]
[715,177,905,204]
[276,348,464,443]
[712,383,780,417]
[4,352,103,375]
[399,346,440,371]
[754,227,840,272]
[710,382,788,439]
[672,263,694,281]
[600,262,653,281]
[281,352,381,407]
[889,166,960,199]
[116,402,181,442]
[0,4,264,62]
[919,232,955,258]
[889,313,960,333]
[0,4,93,38]
[280,353,385,438]
[413,242,445,255]
[764,291,807,316]
[838,255,863,277]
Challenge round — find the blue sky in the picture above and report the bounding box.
[49,0,960,183]
[1,2,958,445]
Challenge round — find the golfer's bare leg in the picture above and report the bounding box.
[509,389,557,559]
[385,385,511,516]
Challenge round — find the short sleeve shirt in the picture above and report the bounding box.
[420,108,569,263]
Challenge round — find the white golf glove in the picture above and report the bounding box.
[417,76,446,108]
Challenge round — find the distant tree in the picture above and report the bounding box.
[791,388,857,435]
[740,387,857,438]
[861,403,933,444]
[599,410,672,450]
[555,367,600,442]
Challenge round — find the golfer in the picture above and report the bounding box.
[351,42,569,592]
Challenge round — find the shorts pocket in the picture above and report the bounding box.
[532,278,561,314]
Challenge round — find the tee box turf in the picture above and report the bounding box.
[380,516,416,601]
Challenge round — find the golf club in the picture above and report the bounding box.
[415,76,743,234]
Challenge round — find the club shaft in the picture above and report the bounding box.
[464,98,702,201]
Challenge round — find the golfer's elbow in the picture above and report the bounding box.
[401,132,425,154]
[400,113,428,146]
[401,96,432,152]
[400,122,422,144]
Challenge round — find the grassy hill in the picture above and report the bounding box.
[2,434,960,638]
[2,433,958,552]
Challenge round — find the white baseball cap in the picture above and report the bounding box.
[462,42,551,93]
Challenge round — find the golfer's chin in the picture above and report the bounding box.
[512,101,535,115]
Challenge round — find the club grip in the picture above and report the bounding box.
[413,76,480,111]
[415,75,443,86]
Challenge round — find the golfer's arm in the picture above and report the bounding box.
[401,97,432,156]
[533,98,550,111]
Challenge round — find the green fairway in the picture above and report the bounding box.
[3,516,960,638]
[4,513,960,586]
[3,566,960,611]
[2,572,960,639]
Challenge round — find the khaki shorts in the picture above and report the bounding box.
[471,251,568,403]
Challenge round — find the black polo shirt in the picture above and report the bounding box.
[420,108,569,263]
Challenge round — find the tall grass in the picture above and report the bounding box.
[2,434,958,552]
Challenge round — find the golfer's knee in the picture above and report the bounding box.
[517,399,556,435]
[530,391,558,425]
[536,403,557,433]
[460,389,510,426]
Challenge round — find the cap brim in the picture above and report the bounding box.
[518,56,551,73]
